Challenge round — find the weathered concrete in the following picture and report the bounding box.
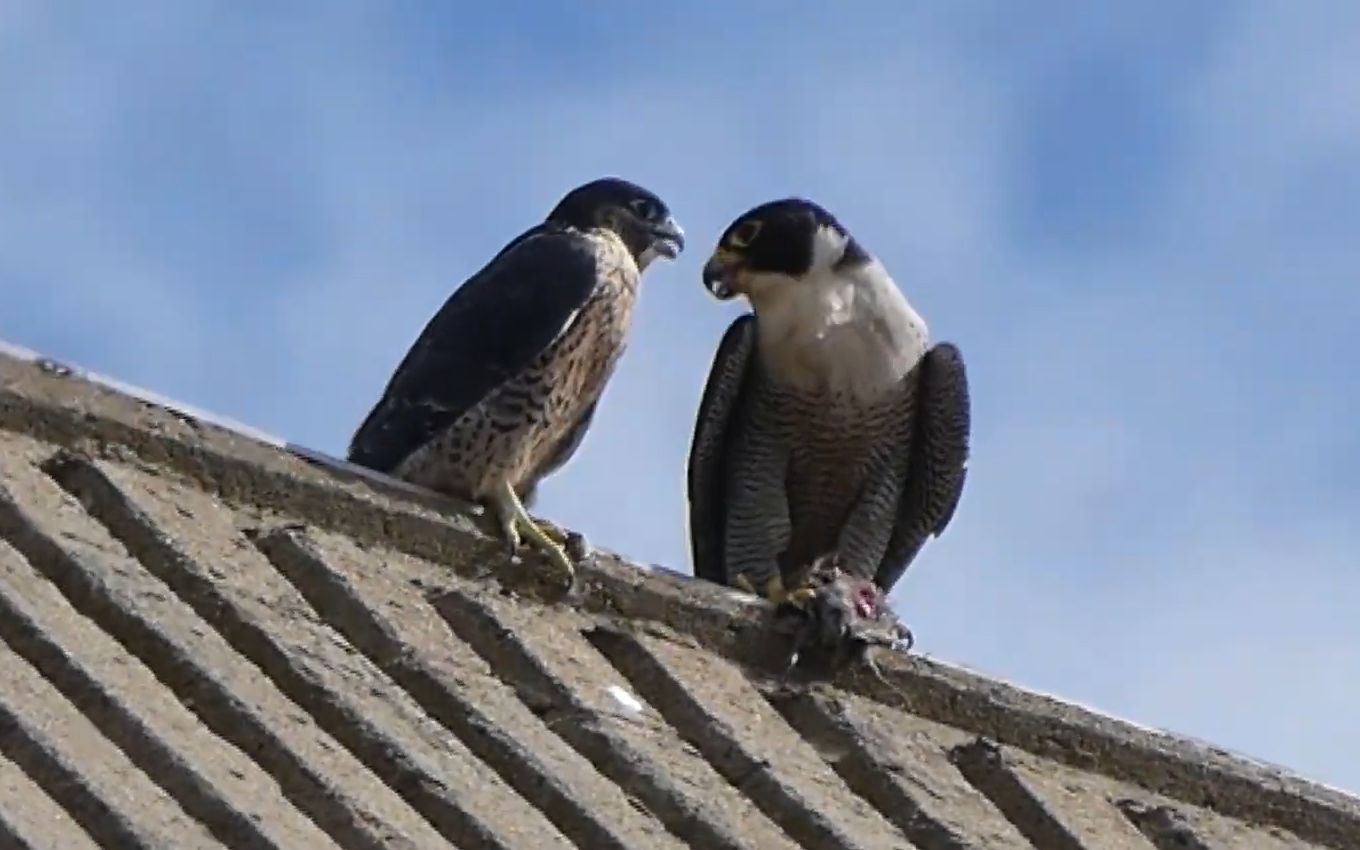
[1,347,1358,850]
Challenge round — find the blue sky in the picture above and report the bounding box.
[3,2,1358,793]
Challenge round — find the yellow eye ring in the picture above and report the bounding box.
[728,220,762,248]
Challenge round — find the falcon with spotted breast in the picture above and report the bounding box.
[349,177,684,584]
[687,197,969,608]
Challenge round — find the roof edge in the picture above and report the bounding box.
[1,346,1357,846]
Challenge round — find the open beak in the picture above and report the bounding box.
[648,216,685,260]
[702,248,742,299]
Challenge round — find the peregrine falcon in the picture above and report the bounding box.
[348,177,684,584]
[686,197,969,609]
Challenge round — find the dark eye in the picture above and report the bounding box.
[629,198,656,219]
[728,219,762,248]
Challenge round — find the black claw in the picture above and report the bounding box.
[565,531,592,562]
[898,626,915,652]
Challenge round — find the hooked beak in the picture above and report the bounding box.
[702,247,742,299]
[648,216,685,260]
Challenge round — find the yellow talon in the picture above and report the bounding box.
[530,519,570,546]
[489,482,575,585]
[734,573,815,609]
[767,574,816,610]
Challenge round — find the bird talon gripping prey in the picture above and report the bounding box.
[734,573,813,608]
[768,575,817,610]
[687,198,970,649]
[781,553,915,675]
[347,178,683,583]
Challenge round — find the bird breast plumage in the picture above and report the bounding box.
[753,263,927,401]
[533,270,637,424]
[750,371,914,558]
[735,262,925,564]
[490,237,640,485]
[402,234,640,499]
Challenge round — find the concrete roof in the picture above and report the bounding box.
[0,343,1355,850]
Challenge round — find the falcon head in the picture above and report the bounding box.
[548,177,685,268]
[702,197,871,301]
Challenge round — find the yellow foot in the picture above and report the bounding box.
[489,483,575,586]
[733,574,757,594]
[734,573,815,610]
[771,574,817,610]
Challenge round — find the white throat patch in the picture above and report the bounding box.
[635,245,660,271]
[751,258,928,400]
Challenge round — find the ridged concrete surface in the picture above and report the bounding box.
[1,349,1357,850]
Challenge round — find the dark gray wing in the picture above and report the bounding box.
[686,314,759,585]
[347,224,598,473]
[876,342,971,592]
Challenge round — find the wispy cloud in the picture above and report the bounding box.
[2,1,1356,791]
